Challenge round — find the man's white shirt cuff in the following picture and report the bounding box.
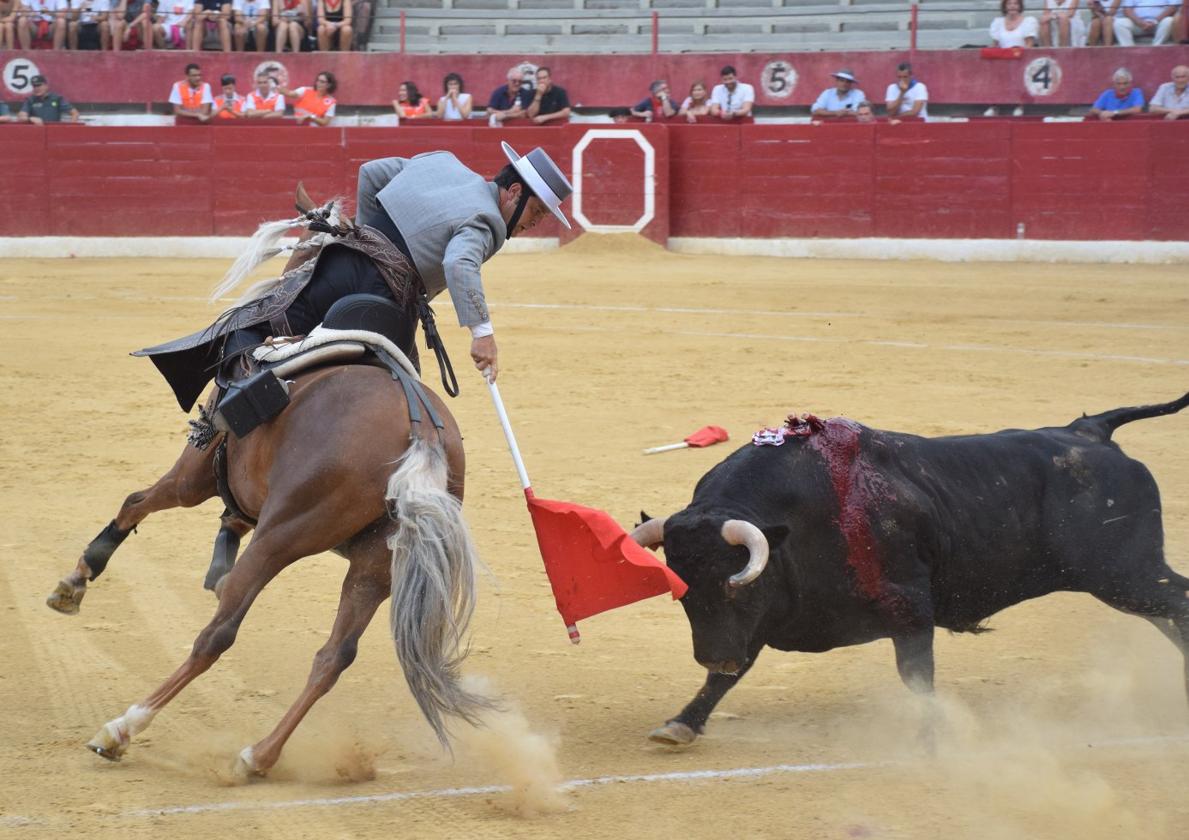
[469,321,494,338]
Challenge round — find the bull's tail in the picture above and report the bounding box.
[1072,391,1189,441]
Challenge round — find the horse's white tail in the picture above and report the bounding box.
[386,437,492,748]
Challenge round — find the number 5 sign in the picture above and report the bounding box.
[1024,57,1062,97]
[4,58,42,96]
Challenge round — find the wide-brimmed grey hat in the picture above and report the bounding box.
[501,141,573,229]
[832,69,857,82]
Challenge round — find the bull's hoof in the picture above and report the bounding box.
[648,721,697,746]
[86,722,129,761]
[46,579,86,615]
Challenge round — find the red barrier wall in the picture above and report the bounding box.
[2,122,1186,242]
[0,47,1182,109]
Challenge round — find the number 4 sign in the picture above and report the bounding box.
[4,58,42,96]
[1024,57,1062,97]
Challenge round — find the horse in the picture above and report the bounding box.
[46,360,490,774]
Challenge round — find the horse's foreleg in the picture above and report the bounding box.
[85,531,295,760]
[237,533,390,775]
[48,436,222,615]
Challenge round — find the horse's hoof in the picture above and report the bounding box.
[86,742,122,762]
[86,722,128,761]
[46,579,86,615]
[233,746,265,779]
[648,721,697,746]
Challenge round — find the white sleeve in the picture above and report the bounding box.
[915,83,928,101]
[811,90,830,111]
[885,83,900,105]
[469,321,494,338]
[1021,15,1039,38]
[709,85,726,109]
[201,84,214,106]
[273,95,285,112]
[168,83,182,106]
[740,83,755,104]
[324,100,336,117]
[680,96,692,110]
[990,16,1004,43]
[243,93,258,110]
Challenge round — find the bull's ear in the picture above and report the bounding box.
[762,525,790,550]
[638,511,653,527]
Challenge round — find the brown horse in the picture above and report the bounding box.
[47,363,489,773]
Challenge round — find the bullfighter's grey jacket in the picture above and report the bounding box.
[356,151,507,328]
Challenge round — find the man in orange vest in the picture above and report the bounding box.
[169,63,213,123]
[213,74,243,120]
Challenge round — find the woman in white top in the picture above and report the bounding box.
[678,80,714,123]
[990,0,1040,46]
[435,72,473,121]
[1039,0,1087,45]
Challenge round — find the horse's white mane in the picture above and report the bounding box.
[209,199,343,308]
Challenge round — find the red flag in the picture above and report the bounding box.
[684,425,729,448]
[524,489,687,641]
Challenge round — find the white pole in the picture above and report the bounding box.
[642,442,691,455]
[487,381,532,491]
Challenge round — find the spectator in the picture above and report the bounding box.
[169,62,213,122]
[18,74,79,123]
[1113,0,1176,45]
[272,0,308,52]
[1087,0,1119,45]
[21,0,67,49]
[884,62,928,120]
[0,101,12,122]
[609,107,631,123]
[678,80,713,123]
[243,70,285,118]
[393,80,431,119]
[855,100,877,123]
[811,69,866,119]
[119,0,157,50]
[189,0,230,51]
[487,69,532,124]
[0,0,20,49]
[1149,64,1189,118]
[316,0,351,51]
[709,65,754,120]
[278,71,337,126]
[527,66,571,124]
[155,0,190,48]
[68,0,115,49]
[232,0,268,50]
[990,0,1039,46]
[1040,0,1088,45]
[1086,67,1145,120]
[630,79,677,122]
[434,72,472,121]
[213,73,242,120]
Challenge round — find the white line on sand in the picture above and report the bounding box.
[122,734,1189,819]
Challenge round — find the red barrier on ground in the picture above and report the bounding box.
[2,122,1186,242]
[0,47,1182,109]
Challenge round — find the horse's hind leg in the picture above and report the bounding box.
[236,523,391,776]
[47,435,222,615]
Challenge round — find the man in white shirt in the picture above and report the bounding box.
[709,65,755,120]
[1150,64,1189,119]
[67,0,114,49]
[884,62,929,121]
[1114,0,1176,44]
[811,69,866,119]
[242,70,285,118]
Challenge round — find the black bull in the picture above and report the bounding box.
[631,392,1189,746]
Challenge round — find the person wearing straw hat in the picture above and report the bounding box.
[135,141,573,417]
[810,69,867,119]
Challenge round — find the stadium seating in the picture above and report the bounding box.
[369,0,1006,54]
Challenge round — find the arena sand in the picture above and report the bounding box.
[1,236,1187,839]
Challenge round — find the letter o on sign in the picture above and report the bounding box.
[4,58,42,96]
[571,129,656,234]
[762,60,797,99]
[1024,57,1062,97]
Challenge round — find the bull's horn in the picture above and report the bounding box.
[629,517,666,550]
[722,520,769,587]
